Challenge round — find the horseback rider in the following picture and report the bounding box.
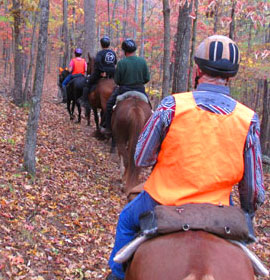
[106,35,265,280]
[100,38,150,136]
[61,48,87,102]
[80,36,117,106]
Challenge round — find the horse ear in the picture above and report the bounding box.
[59,67,63,73]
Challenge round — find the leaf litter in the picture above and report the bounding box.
[0,73,269,279]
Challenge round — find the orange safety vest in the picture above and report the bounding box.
[144,92,254,206]
[71,58,86,75]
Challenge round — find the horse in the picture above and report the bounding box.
[125,230,254,280]
[86,55,116,135]
[88,78,115,132]
[111,96,152,195]
[58,58,93,125]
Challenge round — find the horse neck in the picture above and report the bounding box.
[87,56,95,75]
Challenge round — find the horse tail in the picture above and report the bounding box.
[125,100,146,191]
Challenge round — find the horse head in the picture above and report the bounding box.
[59,67,70,86]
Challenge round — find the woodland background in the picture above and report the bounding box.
[0,0,269,279]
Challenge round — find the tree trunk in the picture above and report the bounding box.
[260,79,270,156]
[133,0,138,40]
[84,0,96,57]
[161,0,171,98]
[172,0,193,93]
[122,0,128,39]
[140,0,146,57]
[24,0,50,175]
[71,6,76,49]
[187,0,198,91]
[107,0,111,37]
[229,0,236,40]
[23,9,39,102]
[213,1,219,33]
[62,0,70,66]
[12,0,23,105]
[110,0,118,44]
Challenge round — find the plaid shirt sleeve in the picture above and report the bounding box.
[135,95,175,167]
[238,112,265,216]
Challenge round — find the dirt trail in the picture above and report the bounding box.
[0,73,269,279]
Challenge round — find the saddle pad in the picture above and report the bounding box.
[155,203,255,243]
[115,91,148,105]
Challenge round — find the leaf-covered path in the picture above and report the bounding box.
[0,75,130,279]
[0,73,269,280]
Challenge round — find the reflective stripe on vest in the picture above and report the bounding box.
[144,92,254,206]
[72,58,86,75]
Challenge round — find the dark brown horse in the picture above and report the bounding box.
[86,55,115,133]
[125,231,254,280]
[112,97,152,195]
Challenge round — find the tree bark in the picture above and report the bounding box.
[172,0,193,93]
[110,0,118,44]
[133,0,138,40]
[107,0,111,37]
[213,1,219,33]
[260,79,270,156]
[12,0,23,105]
[24,0,50,175]
[71,6,76,49]
[23,9,39,102]
[140,0,146,57]
[229,0,236,40]
[187,0,198,91]
[161,0,171,98]
[62,0,70,66]
[84,0,96,57]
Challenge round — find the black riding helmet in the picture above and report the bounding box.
[194,35,240,78]
[122,38,137,53]
[100,36,110,48]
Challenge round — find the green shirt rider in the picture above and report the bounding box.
[100,38,150,136]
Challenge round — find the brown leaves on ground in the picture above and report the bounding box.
[0,73,269,279]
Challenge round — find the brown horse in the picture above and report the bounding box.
[112,96,152,195]
[86,55,115,134]
[125,231,254,280]
[88,78,115,132]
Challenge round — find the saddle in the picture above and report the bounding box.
[113,203,269,277]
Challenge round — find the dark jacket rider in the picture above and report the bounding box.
[81,36,117,106]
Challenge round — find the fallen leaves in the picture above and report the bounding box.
[0,71,269,279]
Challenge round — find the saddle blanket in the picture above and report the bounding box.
[115,91,149,105]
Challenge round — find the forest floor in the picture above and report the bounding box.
[0,71,269,280]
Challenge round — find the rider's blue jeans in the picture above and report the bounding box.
[108,191,159,279]
[62,73,82,88]
[109,191,235,279]
[62,74,72,88]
